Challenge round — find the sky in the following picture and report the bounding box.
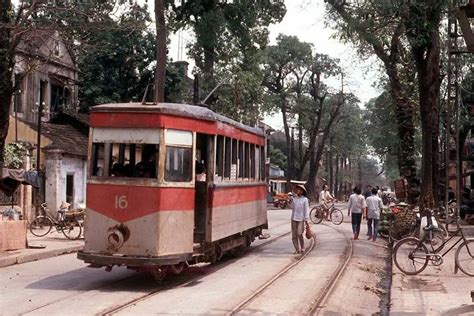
[165,1,383,130]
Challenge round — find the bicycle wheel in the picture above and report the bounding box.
[455,239,474,277]
[30,216,54,237]
[310,206,324,224]
[330,208,343,225]
[61,217,82,240]
[393,237,429,275]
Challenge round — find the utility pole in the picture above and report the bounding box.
[35,101,44,214]
[290,126,295,181]
[154,0,166,103]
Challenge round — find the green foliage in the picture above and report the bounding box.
[3,142,25,169]
[269,145,287,169]
[167,0,286,120]
[77,5,156,108]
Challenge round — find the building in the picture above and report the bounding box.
[3,29,85,218]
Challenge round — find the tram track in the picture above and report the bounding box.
[228,235,317,315]
[307,223,354,315]
[96,226,293,315]
[16,222,291,315]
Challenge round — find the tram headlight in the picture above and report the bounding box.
[106,225,129,250]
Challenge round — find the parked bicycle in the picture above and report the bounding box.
[393,211,474,276]
[310,202,343,225]
[29,202,82,240]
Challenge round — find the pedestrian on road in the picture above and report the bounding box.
[347,187,366,240]
[364,185,372,199]
[320,184,335,220]
[365,188,383,242]
[290,184,310,254]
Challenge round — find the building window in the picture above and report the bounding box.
[13,73,23,113]
[66,174,74,203]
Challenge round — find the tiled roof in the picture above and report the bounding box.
[41,123,88,158]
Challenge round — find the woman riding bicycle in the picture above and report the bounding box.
[320,184,335,220]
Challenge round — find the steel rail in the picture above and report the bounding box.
[307,223,354,315]
[97,228,293,315]
[227,234,317,315]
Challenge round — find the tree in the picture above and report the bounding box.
[261,34,313,183]
[325,0,418,198]
[404,0,444,208]
[78,6,156,108]
[0,0,141,165]
[168,0,286,114]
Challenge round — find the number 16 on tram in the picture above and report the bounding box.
[77,102,269,277]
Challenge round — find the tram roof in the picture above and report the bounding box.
[92,102,265,137]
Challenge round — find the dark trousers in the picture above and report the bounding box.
[367,218,379,240]
[351,213,362,235]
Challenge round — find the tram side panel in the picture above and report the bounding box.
[210,184,267,242]
[84,184,194,257]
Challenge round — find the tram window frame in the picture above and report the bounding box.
[255,146,260,181]
[90,142,159,179]
[238,140,244,180]
[164,129,193,183]
[250,144,256,180]
[231,139,238,180]
[244,142,250,180]
[164,146,193,182]
[215,135,224,181]
[224,137,231,179]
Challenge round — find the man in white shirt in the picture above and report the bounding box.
[365,188,383,242]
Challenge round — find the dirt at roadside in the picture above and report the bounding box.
[317,223,392,315]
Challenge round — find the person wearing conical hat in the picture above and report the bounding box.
[290,184,310,254]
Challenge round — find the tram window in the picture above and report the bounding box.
[231,139,238,180]
[165,146,192,182]
[90,142,158,178]
[238,141,244,179]
[250,144,256,180]
[224,137,231,179]
[260,145,266,181]
[91,143,105,176]
[215,135,224,180]
[244,142,250,179]
[255,146,260,180]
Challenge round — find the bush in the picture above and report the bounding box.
[3,142,26,169]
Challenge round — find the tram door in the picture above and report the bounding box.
[194,133,210,242]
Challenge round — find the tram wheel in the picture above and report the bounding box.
[168,263,185,275]
[149,268,166,282]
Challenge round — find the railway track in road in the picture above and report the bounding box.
[228,235,317,315]
[307,223,354,315]
[97,225,293,315]
[227,223,353,315]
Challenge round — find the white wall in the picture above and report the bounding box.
[45,151,86,214]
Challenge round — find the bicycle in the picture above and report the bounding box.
[393,212,474,276]
[310,203,343,225]
[29,203,82,240]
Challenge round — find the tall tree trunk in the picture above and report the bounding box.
[334,154,340,198]
[415,43,441,208]
[0,0,14,166]
[298,117,303,173]
[407,3,442,209]
[328,138,334,191]
[281,97,292,187]
[385,64,417,195]
[154,0,166,103]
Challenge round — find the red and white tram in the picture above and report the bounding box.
[78,102,268,276]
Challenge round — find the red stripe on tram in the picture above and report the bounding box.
[87,184,194,223]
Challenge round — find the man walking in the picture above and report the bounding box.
[365,188,383,242]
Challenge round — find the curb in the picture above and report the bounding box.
[0,245,83,268]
